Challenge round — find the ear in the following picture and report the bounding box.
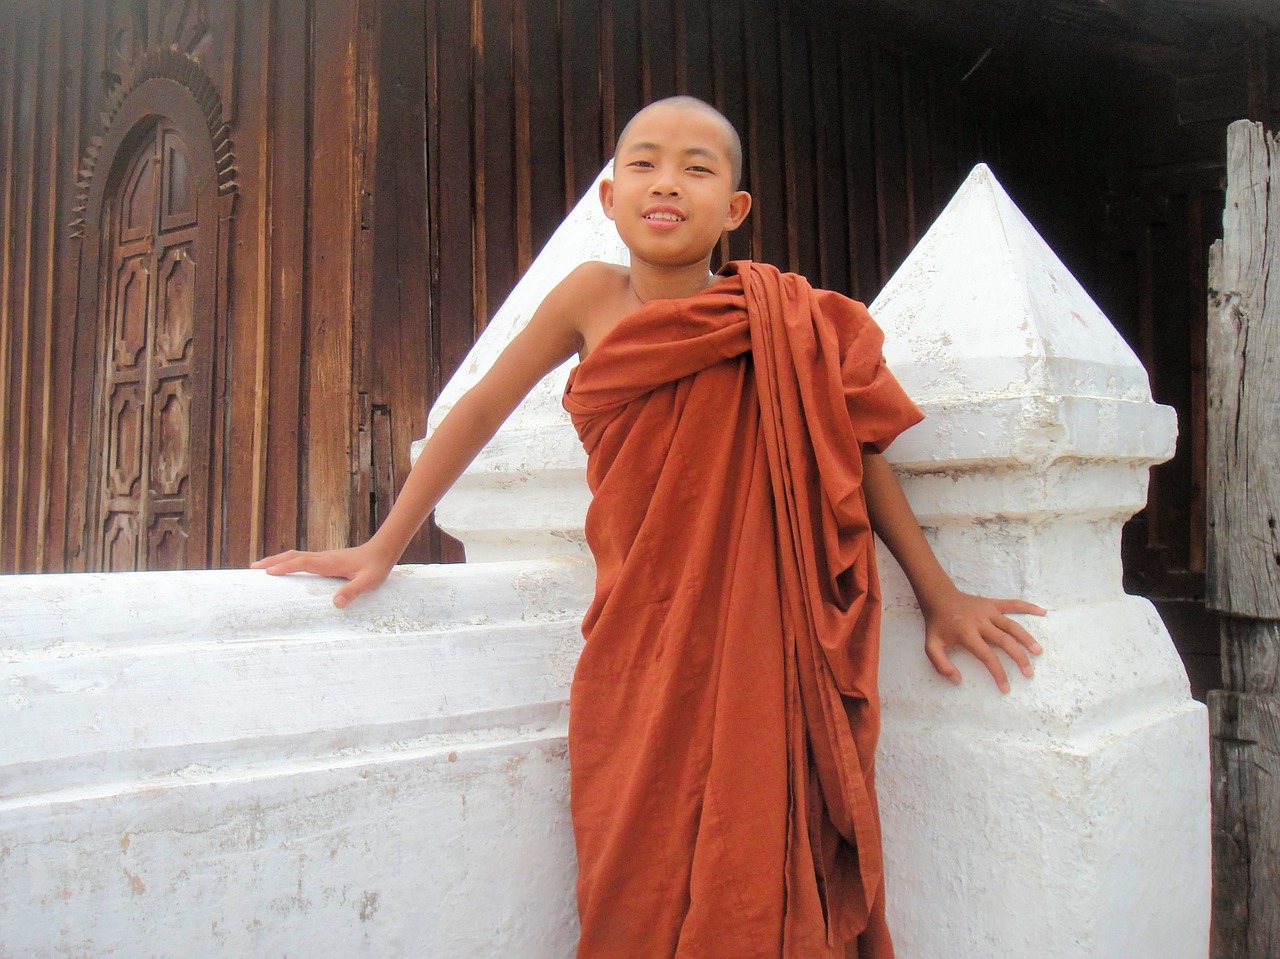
[599,177,616,221]
[723,190,752,232]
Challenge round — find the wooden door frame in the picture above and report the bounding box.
[68,54,236,570]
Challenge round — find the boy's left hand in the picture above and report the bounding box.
[922,591,1046,693]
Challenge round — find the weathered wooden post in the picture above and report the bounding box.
[1207,119,1280,959]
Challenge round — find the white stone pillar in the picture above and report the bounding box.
[870,164,1209,958]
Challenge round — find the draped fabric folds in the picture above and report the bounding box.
[563,261,923,959]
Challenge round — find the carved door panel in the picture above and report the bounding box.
[98,123,202,571]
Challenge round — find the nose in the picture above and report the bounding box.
[649,168,680,196]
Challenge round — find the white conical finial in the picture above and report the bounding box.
[869,165,1207,959]
[427,165,624,561]
[873,164,1151,404]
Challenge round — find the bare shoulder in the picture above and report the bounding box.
[541,261,637,357]
[544,261,630,312]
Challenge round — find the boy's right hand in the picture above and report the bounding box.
[250,541,397,608]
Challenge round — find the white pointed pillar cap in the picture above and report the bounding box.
[424,166,624,561]
[871,163,1176,471]
[870,165,1207,958]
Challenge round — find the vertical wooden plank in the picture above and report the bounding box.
[238,0,273,561]
[368,0,434,564]
[45,0,88,571]
[303,0,358,550]
[606,0,640,160]
[1207,122,1280,955]
[637,0,653,103]
[840,30,878,301]
[524,0,563,252]
[480,0,518,320]
[679,0,711,102]
[30,4,65,571]
[262,0,310,558]
[9,11,41,571]
[598,0,617,153]
[929,80,962,215]
[62,0,111,572]
[349,0,379,546]
[511,0,532,272]
[742,0,785,268]
[870,44,908,286]
[0,8,19,569]
[903,58,936,247]
[1210,686,1280,959]
[634,0,675,101]
[710,0,751,263]
[424,0,466,566]
[672,0,688,94]
[1155,199,1194,572]
[561,0,603,205]
[1187,190,1208,575]
[469,0,487,336]
[807,8,848,293]
[1137,224,1164,550]
[425,0,442,401]
[1207,121,1280,618]
[431,0,479,383]
[777,3,812,276]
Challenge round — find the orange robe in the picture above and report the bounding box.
[563,261,923,959]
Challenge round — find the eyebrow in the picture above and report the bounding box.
[623,142,723,165]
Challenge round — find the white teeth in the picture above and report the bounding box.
[646,212,682,221]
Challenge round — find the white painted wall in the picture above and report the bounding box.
[2,561,591,957]
[0,165,1209,958]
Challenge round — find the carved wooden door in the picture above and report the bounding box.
[97,121,206,571]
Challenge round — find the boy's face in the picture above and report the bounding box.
[601,104,751,271]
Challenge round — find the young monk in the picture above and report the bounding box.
[254,96,1044,959]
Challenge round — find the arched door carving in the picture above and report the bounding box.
[69,53,235,571]
[99,122,202,570]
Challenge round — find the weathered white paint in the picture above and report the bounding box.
[870,165,1208,959]
[1,562,590,957]
[0,163,1209,958]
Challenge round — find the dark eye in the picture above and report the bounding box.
[628,160,654,169]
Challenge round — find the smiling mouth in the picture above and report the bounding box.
[644,210,685,222]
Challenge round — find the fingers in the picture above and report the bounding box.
[992,614,1043,657]
[333,572,372,609]
[925,642,963,686]
[249,549,301,571]
[252,552,327,576]
[965,632,1012,693]
[927,633,1011,692]
[983,620,1035,679]
[925,593,1047,694]
[993,598,1047,617]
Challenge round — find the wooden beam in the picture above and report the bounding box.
[1207,118,1280,959]
[1206,121,1280,620]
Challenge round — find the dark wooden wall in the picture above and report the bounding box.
[3,0,1002,573]
[3,0,1277,693]
[0,0,377,572]
[370,0,1007,561]
[972,26,1280,700]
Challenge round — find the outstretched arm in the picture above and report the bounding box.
[860,451,1044,692]
[252,266,599,606]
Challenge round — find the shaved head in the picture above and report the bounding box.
[616,96,744,189]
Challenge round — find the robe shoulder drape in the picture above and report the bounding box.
[563,261,923,959]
